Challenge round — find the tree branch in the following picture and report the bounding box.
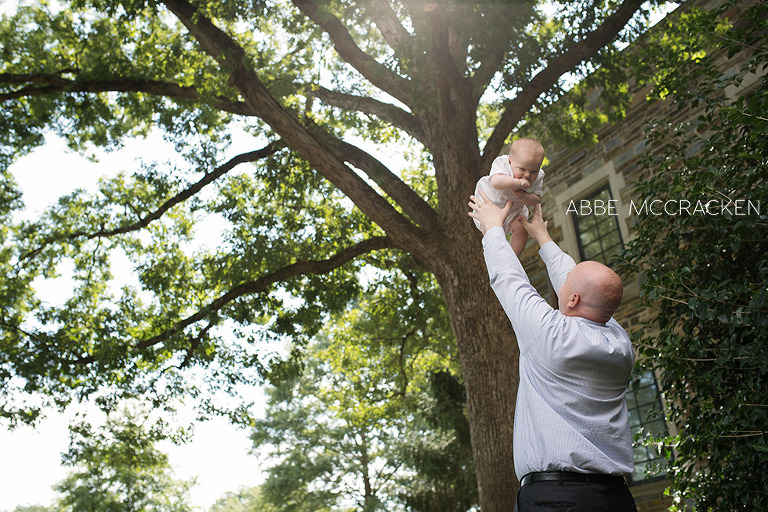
[472,47,506,96]
[68,236,395,365]
[469,2,533,93]
[483,0,646,169]
[19,143,284,262]
[330,140,438,230]
[366,0,413,52]
[160,0,428,257]
[291,0,414,108]
[310,86,425,144]
[0,73,253,115]
[178,320,214,369]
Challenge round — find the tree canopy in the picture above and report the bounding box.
[55,408,196,512]
[250,260,475,511]
[1,0,672,508]
[3,407,195,512]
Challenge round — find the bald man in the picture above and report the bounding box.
[468,192,638,512]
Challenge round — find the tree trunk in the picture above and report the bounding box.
[360,430,376,511]
[434,235,521,512]
[411,77,523,509]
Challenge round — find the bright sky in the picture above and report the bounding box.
[1,135,268,512]
[0,408,265,511]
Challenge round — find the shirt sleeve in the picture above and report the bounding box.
[539,240,576,294]
[482,226,558,352]
[489,155,511,177]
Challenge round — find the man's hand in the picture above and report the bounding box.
[518,204,553,246]
[469,190,511,231]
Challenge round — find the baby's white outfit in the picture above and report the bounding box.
[473,155,544,233]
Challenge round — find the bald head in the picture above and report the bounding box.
[558,261,624,323]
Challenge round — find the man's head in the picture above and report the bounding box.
[557,260,623,323]
[508,138,544,185]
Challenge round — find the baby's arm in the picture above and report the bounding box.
[490,173,530,191]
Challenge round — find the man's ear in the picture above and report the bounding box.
[567,293,580,309]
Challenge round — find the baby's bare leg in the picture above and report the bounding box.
[508,219,528,256]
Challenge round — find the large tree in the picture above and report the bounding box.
[1,0,666,508]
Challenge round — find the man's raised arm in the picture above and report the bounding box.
[468,192,557,348]
[518,204,576,294]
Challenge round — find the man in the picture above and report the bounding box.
[468,191,638,512]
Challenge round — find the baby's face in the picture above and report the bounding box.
[508,150,540,185]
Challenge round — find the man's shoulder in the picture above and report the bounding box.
[606,317,631,337]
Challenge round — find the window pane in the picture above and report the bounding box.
[580,229,601,249]
[631,462,648,482]
[572,185,624,266]
[635,383,658,408]
[626,370,668,485]
[594,213,615,231]
[646,418,668,437]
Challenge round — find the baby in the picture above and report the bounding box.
[472,138,545,255]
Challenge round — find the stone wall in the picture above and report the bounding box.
[632,480,674,512]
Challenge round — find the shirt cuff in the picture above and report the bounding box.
[538,240,560,261]
[482,226,506,247]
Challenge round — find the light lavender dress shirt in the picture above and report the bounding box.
[482,226,635,480]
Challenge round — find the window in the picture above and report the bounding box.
[572,185,623,265]
[626,371,669,484]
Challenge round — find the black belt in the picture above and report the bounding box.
[520,471,627,487]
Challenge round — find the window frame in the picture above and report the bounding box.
[571,185,624,266]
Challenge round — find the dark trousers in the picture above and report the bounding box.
[514,479,638,512]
